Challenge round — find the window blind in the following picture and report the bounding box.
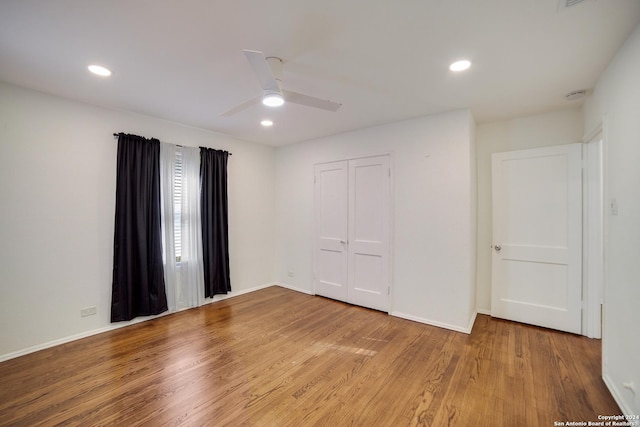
[173,149,183,263]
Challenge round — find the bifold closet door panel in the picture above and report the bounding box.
[347,155,390,312]
[313,161,349,302]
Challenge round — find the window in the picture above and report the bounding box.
[160,143,204,310]
[173,149,183,263]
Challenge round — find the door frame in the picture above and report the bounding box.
[312,152,394,312]
[582,124,605,339]
[489,134,606,338]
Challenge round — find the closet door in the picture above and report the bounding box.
[314,155,391,312]
[348,155,390,311]
[314,161,349,302]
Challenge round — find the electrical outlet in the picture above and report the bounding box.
[287,270,295,278]
[81,306,97,317]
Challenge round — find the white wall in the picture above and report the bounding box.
[584,23,640,416]
[0,83,276,359]
[475,109,584,313]
[275,110,477,332]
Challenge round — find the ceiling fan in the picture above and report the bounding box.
[221,50,342,116]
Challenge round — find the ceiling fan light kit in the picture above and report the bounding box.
[262,90,285,107]
[221,49,342,116]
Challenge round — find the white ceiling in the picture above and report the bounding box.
[1,0,639,146]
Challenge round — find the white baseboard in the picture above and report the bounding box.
[476,308,491,316]
[274,281,314,295]
[1,326,110,363]
[278,284,479,334]
[466,310,478,333]
[390,310,477,334]
[0,312,173,363]
[0,282,278,363]
[603,373,634,416]
[2,284,481,362]
[201,282,275,305]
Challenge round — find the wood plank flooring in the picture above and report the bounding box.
[0,286,620,426]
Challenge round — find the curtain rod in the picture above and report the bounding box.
[112,133,232,155]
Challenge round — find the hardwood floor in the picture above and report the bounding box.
[0,286,620,426]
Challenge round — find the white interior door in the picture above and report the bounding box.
[314,155,391,312]
[491,144,582,334]
[314,161,348,302]
[348,156,391,311]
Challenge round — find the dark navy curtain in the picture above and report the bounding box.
[200,147,231,297]
[111,133,168,322]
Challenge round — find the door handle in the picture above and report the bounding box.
[340,240,347,245]
[494,244,502,253]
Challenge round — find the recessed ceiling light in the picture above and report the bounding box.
[88,64,112,77]
[449,60,471,72]
[261,119,274,127]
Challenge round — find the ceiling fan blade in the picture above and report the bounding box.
[283,90,342,112]
[220,96,261,117]
[243,49,281,93]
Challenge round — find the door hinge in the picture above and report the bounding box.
[387,286,390,295]
[388,168,391,177]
